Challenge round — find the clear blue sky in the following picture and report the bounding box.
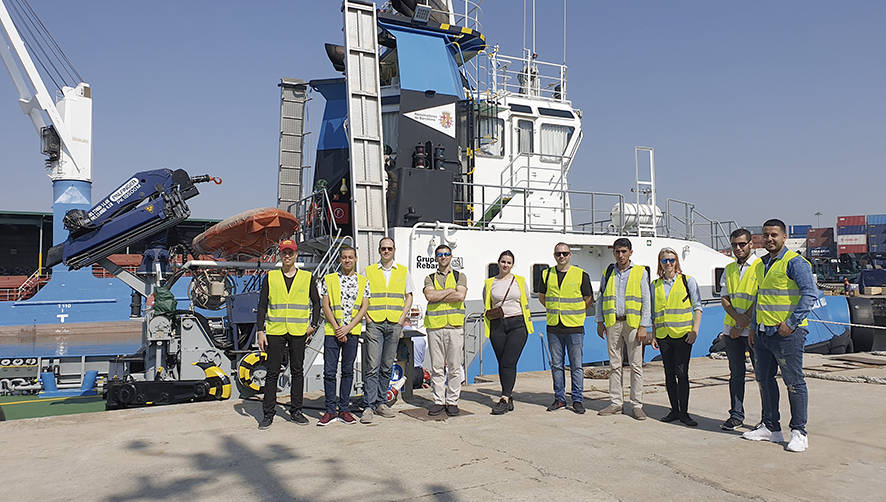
[1,1,883,229]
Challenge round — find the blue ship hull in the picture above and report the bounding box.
[467,294,851,384]
[0,268,254,358]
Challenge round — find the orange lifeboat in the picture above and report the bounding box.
[191,208,299,259]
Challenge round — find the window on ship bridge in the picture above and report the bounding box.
[517,119,534,155]
[478,117,504,157]
[540,124,575,162]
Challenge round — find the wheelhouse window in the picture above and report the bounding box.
[517,119,534,155]
[477,117,504,157]
[540,124,574,162]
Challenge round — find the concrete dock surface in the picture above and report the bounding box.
[4,353,886,501]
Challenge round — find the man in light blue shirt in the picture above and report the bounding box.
[742,219,818,453]
[595,238,652,420]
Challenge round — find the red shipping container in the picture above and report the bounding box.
[806,237,835,247]
[837,215,865,226]
[838,244,867,255]
[807,227,834,238]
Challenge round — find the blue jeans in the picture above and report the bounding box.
[323,334,359,413]
[754,327,808,434]
[724,335,756,421]
[363,321,402,410]
[547,331,584,403]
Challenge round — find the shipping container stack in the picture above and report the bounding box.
[806,227,836,258]
[868,214,886,255]
[786,224,809,255]
[837,215,867,255]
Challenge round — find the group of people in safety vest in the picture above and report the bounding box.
[254,218,816,454]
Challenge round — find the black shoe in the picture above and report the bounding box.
[508,399,515,411]
[679,414,698,427]
[572,401,586,414]
[428,404,446,416]
[445,404,460,417]
[491,398,509,415]
[290,409,309,425]
[258,415,274,430]
[720,417,742,431]
[660,411,680,423]
[546,399,567,412]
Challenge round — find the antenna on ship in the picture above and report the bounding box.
[563,0,567,64]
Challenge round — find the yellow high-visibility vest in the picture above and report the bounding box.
[483,275,534,336]
[365,264,407,323]
[601,265,644,328]
[323,273,367,336]
[266,269,312,336]
[545,266,587,327]
[755,250,809,328]
[724,260,759,327]
[424,271,465,329]
[652,274,694,339]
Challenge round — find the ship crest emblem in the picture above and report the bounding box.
[439,111,453,129]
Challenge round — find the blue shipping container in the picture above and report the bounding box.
[868,233,886,245]
[837,225,866,235]
[870,243,886,253]
[789,225,812,236]
[866,214,886,225]
[868,223,886,233]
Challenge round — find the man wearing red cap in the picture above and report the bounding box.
[255,239,322,429]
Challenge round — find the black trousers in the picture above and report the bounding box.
[262,333,307,417]
[659,335,692,414]
[489,316,529,397]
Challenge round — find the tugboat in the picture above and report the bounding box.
[0,0,870,412]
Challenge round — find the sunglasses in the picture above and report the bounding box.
[436,252,451,258]
[379,247,394,251]
[731,241,749,248]
[554,251,571,257]
[660,258,676,264]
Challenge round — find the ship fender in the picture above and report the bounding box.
[195,362,232,400]
[237,351,269,393]
[847,296,886,352]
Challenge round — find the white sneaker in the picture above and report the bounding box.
[741,424,785,443]
[786,430,808,452]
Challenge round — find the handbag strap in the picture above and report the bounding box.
[496,276,516,308]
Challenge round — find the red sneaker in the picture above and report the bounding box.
[338,411,357,424]
[317,412,337,426]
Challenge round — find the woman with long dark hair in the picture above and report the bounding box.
[483,250,534,415]
[651,247,703,426]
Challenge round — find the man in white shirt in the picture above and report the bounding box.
[361,237,414,423]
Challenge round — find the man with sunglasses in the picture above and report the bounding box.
[537,243,594,414]
[255,239,323,429]
[423,244,468,416]
[742,219,817,453]
[718,228,760,431]
[596,238,651,420]
[361,237,414,423]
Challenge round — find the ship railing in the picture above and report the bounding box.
[379,0,484,33]
[664,198,739,251]
[463,311,485,377]
[500,151,572,192]
[288,189,340,249]
[477,48,568,103]
[456,181,627,235]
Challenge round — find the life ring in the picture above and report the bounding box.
[194,362,232,400]
[237,350,269,392]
